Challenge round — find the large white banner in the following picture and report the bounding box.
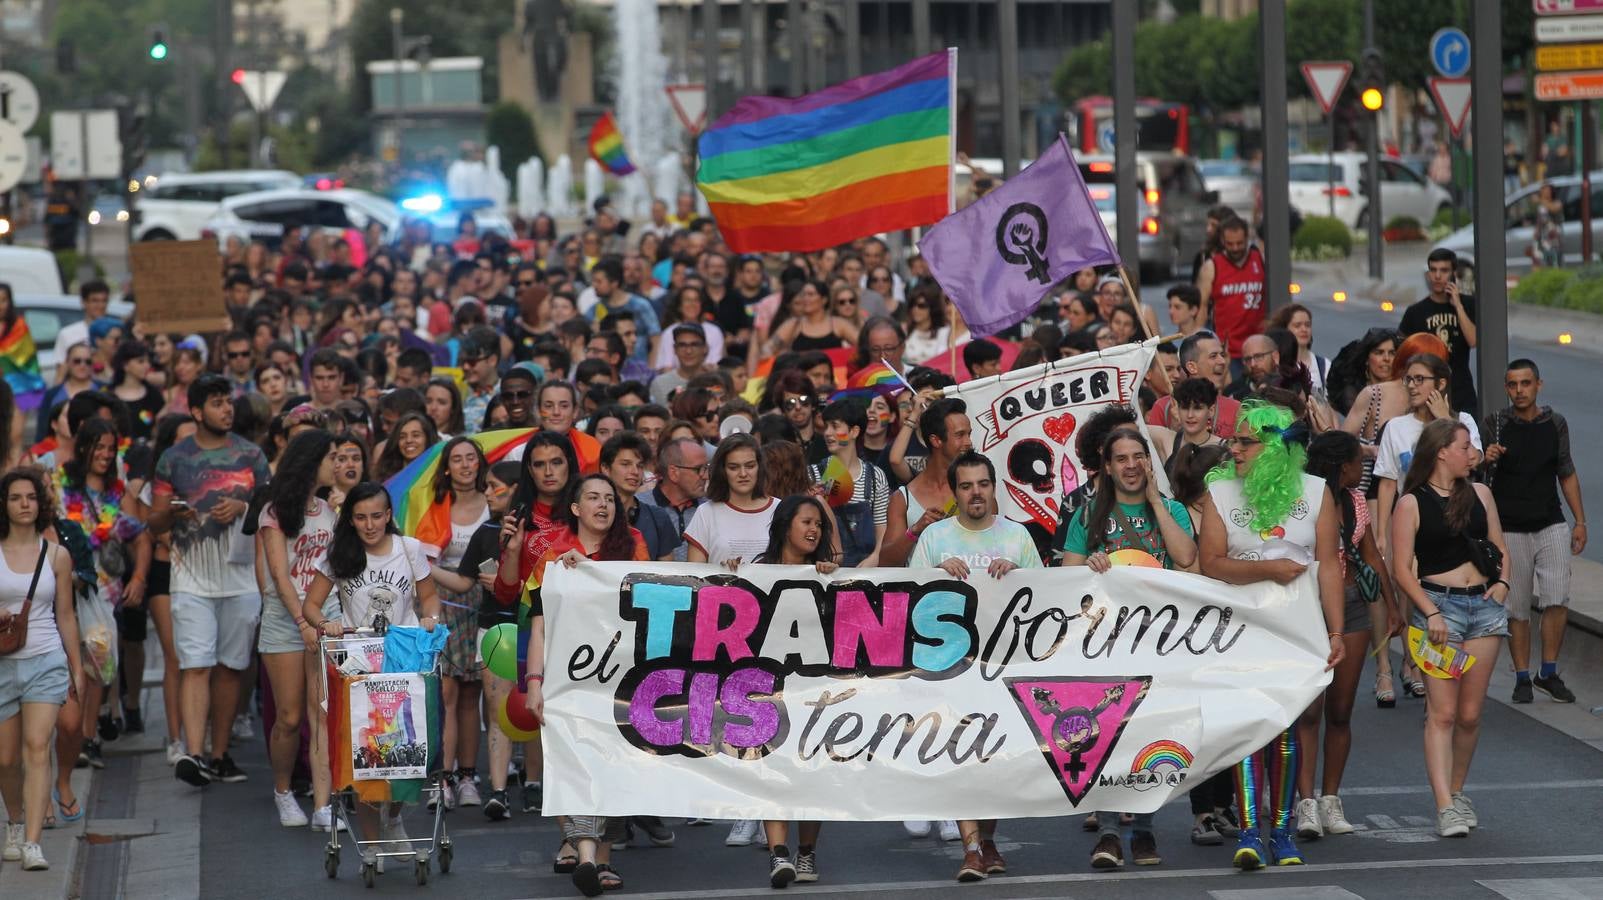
[944,342,1164,535]
[541,562,1331,820]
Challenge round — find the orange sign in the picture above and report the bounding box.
[1535,70,1603,99]
[1536,42,1603,70]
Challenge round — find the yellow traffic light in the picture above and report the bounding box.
[1361,87,1384,111]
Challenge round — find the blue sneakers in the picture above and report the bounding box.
[1269,827,1304,866]
[1232,828,1266,870]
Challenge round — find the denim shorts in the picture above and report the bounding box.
[258,591,305,655]
[0,647,70,721]
[1412,585,1508,643]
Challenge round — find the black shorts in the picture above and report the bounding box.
[146,559,171,597]
[116,603,148,642]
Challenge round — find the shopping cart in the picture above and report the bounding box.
[320,628,454,887]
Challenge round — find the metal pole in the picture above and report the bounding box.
[79,113,93,277]
[1260,0,1290,313]
[998,0,1020,179]
[704,0,719,112]
[1363,0,1381,280]
[1470,0,1505,420]
[740,0,756,90]
[912,0,930,57]
[788,0,804,95]
[844,0,861,79]
[390,8,404,166]
[1328,110,1336,218]
[1583,101,1595,264]
[1110,0,1137,273]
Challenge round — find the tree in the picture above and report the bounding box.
[345,0,512,111]
[485,101,543,181]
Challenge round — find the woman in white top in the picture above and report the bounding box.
[256,430,339,829]
[0,468,82,871]
[414,437,492,810]
[1197,400,1345,871]
[304,483,440,635]
[686,434,778,566]
[902,284,952,365]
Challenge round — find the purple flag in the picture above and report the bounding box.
[918,135,1120,337]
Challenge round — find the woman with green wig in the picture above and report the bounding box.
[1196,399,1347,870]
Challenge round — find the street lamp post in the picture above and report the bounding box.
[390,7,405,165]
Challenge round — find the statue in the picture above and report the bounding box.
[523,0,573,104]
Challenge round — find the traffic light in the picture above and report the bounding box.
[148,27,169,61]
[1358,47,1384,112]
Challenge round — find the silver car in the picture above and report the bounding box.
[1198,159,1260,214]
[1433,172,1602,282]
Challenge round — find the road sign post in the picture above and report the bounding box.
[1301,61,1353,219]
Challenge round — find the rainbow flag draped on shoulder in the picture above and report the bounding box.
[697,49,955,253]
[0,318,46,411]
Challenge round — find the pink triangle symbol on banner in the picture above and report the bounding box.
[1004,676,1151,807]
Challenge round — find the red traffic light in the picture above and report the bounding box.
[231,68,246,85]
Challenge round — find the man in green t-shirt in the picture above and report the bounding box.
[1059,426,1196,870]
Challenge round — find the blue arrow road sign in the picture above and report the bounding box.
[1431,27,1470,79]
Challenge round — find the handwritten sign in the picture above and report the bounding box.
[128,240,230,335]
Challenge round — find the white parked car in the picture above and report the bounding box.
[133,170,301,242]
[1433,170,1603,283]
[202,188,400,250]
[1288,152,1452,229]
[1198,159,1259,214]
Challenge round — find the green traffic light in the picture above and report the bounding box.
[150,42,168,60]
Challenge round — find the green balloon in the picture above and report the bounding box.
[480,623,520,681]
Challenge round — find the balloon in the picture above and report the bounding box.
[1107,549,1163,568]
[480,623,520,681]
[498,686,541,741]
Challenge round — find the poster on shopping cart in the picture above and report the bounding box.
[538,561,1332,820]
[942,341,1165,534]
[349,674,430,780]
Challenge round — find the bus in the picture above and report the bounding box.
[1067,97,1192,157]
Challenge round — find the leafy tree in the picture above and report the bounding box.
[485,101,544,181]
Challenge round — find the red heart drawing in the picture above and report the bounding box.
[1043,413,1077,445]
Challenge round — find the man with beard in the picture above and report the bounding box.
[881,398,973,567]
[1225,333,1280,401]
[638,437,709,562]
[1196,216,1265,375]
[910,451,1041,883]
[149,376,271,787]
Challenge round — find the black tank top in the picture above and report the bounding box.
[1411,485,1489,579]
[791,330,847,352]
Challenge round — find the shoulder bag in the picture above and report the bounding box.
[0,542,50,656]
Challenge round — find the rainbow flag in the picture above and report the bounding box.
[327,666,442,803]
[0,319,46,411]
[697,50,954,253]
[384,427,535,558]
[828,360,907,403]
[588,111,636,176]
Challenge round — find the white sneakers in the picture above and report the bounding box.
[1451,792,1478,829]
[231,714,255,741]
[903,820,931,838]
[310,805,348,833]
[1438,805,1470,837]
[1318,795,1354,834]
[902,820,958,840]
[2,822,22,860]
[274,790,309,828]
[1295,797,1323,840]
[456,779,482,807]
[725,819,761,846]
[20,841,47,870]
[938,820,961,842]
[165,740,185,767]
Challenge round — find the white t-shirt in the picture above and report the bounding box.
[258,498,336,603]
[437,514,487,570]
[684,499,777,565]
[909,516,1043,571]
[1206,472,1326,561]
[1372,412,1482,484]
[315,535,431,630]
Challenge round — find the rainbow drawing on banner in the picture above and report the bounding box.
[588,111,636,176]
[697,50,954,253]
[1131,740,1194,773]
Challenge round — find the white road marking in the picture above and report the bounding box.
[1478,877,1603,900]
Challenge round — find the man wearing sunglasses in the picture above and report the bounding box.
[220,332,256,398]
[650,323,716,407]
[460,334,503,435]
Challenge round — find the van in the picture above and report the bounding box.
[1077,153,1216,281]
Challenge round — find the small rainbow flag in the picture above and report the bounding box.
[0,318,46,411]
[588,111,636,176]
[697,50,954,253]
[827,360,907,403]
[384,427,535,558]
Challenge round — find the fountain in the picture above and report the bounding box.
[547,154,576,218]
[654,152,682,209]
[584,158,605,214]
[517,156,547,217]
[612,0,673,218]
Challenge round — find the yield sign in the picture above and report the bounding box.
[1428,76,1473,139]
[236,70,287,113]
[1300,61,1353,115]
[665,83,708,134]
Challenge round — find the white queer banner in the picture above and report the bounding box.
[541,561,1331,820]
[944,342,1163,535]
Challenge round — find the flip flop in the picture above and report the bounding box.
[54,789,84,825]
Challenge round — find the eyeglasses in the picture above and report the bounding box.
[867,343,901,356]
[782,396,814,411]
[461,355,488,366]
[227,350,252,360]
[834,297,857,306]
[671,462,711,474]
[1226,436,1262,448]
[674,341,706,349]
[69,357,92,366]
[501,389,533,400]
[697,411,719,422]
[1403,374,1437,387]
[1242,350,1275,365]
